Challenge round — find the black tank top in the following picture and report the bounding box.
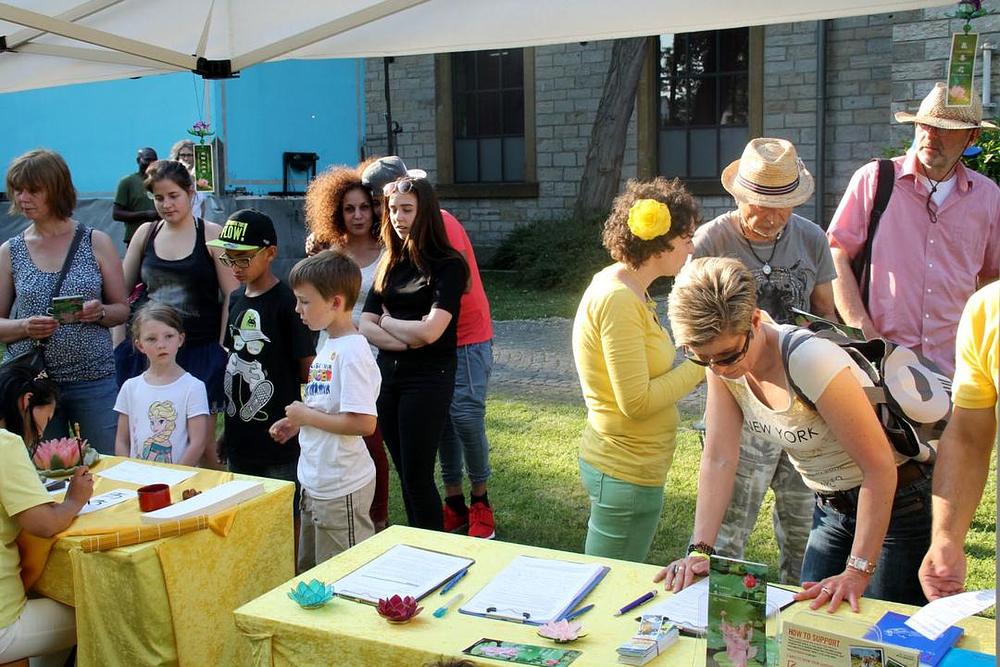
[141,218,222,343]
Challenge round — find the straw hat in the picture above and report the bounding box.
[721,138,814,208]
[894,82,998,130]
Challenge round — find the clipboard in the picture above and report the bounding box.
[332,543,474,605]
[459,555,609,626]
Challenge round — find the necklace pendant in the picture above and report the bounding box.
[762,263,772,276]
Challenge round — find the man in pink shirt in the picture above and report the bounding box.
[827,82,1000,376]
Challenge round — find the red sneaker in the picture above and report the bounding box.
[443,502,468,533]
[467,502,496,539]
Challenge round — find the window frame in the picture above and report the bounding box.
[435,49,538,199]
[637,29,763,196]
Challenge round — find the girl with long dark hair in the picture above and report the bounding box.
[359,176,468,530]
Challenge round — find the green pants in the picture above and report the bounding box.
[579,458,665,563]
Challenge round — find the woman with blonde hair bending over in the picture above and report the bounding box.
[571,177,705,562]
[656,257,931,611]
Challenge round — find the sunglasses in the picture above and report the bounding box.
[219,249,263,268]
[382,177,421,197]
[684,329,753,367]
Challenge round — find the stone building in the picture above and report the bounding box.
[363,7,1000,260]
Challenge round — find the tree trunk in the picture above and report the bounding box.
[573,37,648,220]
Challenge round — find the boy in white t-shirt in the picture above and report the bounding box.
[270,250,381,571]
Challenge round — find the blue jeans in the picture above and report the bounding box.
[44,375,119,455]
[801,471,932,606]
[439,340,493,487]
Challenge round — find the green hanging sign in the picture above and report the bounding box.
[946,31,979,106]
[194,144,215,193]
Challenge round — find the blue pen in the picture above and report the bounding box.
[440,569,468,595]
[563,603,594,621]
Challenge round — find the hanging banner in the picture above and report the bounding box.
[946,32,979,106]
[194,143,215,192]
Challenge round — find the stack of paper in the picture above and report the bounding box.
[460,555,609,625]
[643,578,795,633]
[617,615,679,665]
[140,480,263,523]
[334,544,474,603]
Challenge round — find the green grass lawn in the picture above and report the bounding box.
[384,394,999,605]
[481,271,582,320]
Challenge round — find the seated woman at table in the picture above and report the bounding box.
[0,364,95,665]
[571,178,704,562]
[654,257,930,611]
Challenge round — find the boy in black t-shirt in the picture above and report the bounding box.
[208,209,315,541]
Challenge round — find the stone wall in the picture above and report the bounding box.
[364,41,637,259]
[365,10,1000,257]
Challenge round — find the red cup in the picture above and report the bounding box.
[137,484,171,512]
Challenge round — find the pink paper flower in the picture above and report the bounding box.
[32,437,83,471]
[537,619,584,642]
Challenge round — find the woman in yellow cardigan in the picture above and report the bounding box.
[572,178,705,561]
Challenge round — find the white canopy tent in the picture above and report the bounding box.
[0,0,950,94]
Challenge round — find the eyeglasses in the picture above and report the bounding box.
[684,330,753,367]
[219,249,263,268]
[382,177,420,196]
[177,153,194,160]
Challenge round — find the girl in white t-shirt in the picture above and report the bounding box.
[114,303,211,466]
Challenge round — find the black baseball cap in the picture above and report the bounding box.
[207,209,277,251]
[361,156,427,193]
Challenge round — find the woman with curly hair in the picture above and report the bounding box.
[571,177,705,561]
[303,165,389,530]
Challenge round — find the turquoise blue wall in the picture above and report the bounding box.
[0,58,363,197]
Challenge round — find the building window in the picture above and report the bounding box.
[657,28,753,184]
[451,49,525,183]
[435,49,537,198]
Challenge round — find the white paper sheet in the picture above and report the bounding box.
[140,480,262,523]
[460,555,607,624]
[333,544,473,604]
[904,589,996,640]
[95,461,196,487]
[78,489,138,515]
[644,578,796,630]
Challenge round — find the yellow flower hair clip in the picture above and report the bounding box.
[627,199,672,240]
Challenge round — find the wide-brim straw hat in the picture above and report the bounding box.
[721,138,814,208]
[894,81,999,130]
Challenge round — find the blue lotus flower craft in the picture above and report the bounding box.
[287,579,335,609]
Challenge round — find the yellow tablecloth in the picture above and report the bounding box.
[233,526,996,667]
[32,456,295,666]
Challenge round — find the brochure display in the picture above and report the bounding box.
[707,556,769,667]
[779,611,920,667]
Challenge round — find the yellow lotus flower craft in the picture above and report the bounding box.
[627,199,672,240]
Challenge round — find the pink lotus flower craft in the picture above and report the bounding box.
[376,595,423,623]
[32,437,84,471]
[537,619,586,643]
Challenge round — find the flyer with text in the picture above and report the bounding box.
[779,621,919,667]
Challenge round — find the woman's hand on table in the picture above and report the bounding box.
[269,417,299,444]
[653,555,710,593]
[65,466,95,506]
[23,315,58,340]
[795,568,869,613]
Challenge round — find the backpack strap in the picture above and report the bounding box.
[779,327,818,411]
[850,158,895,310]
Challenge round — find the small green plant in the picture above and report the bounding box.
[490,213,610,291]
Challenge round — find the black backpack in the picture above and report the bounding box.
[779,325,951,464]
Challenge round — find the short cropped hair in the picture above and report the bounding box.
[289,249,361,309]
[602,177,700,270]
[6,149,77,220]
[667,257,757,348]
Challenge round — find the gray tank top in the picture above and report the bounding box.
[5,225,115,383]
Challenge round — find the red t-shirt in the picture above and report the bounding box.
[442,210,493,346]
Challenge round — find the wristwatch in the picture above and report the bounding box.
[846,555,877,576]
